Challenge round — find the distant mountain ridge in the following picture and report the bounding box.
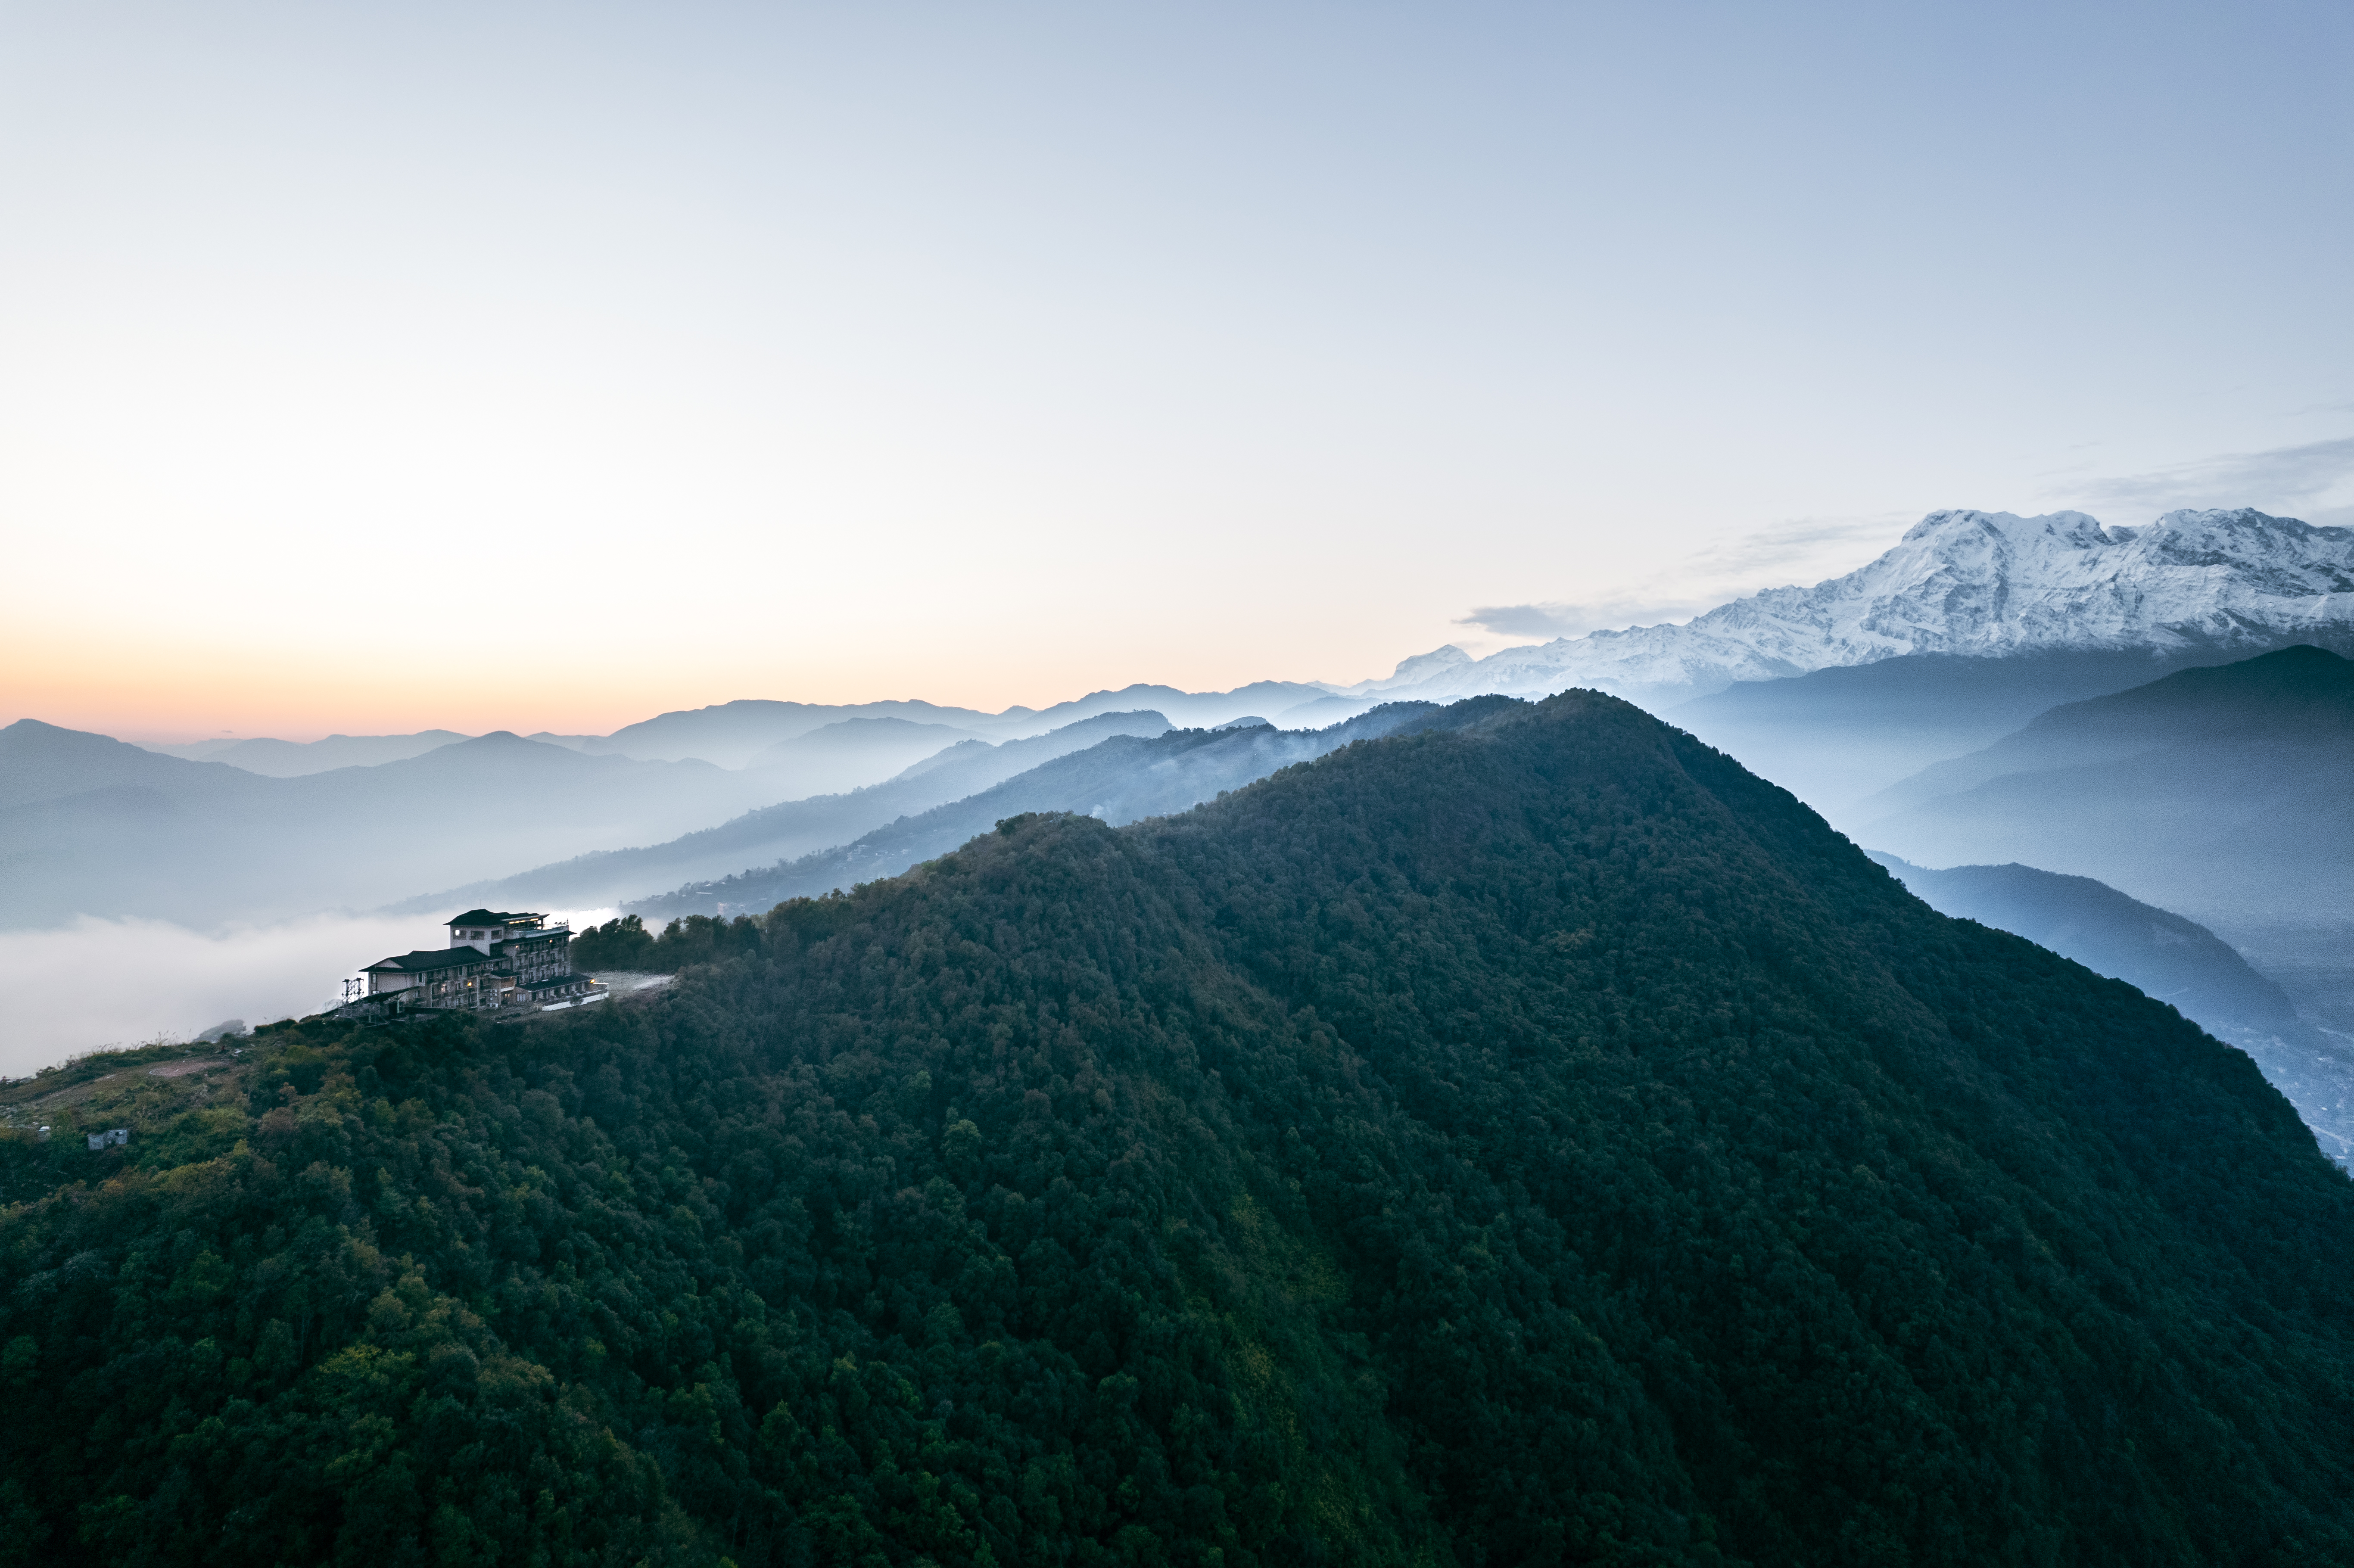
[1859,646,2354,929]
[140,731,471,776]
[628,701,1457,919]
[0,722,793,928]
[390,710,1174,915]
[104,505,2353,790]
[1386,507,2354,706]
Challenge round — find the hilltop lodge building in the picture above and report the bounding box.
[357,910,601,1014]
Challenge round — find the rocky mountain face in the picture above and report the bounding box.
[1392,507,2354,708]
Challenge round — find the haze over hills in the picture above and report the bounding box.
[520,683,1333,769]
[626,702,1454,920]
[1859,646,2354,929]
[1668,647,2304,813]
[0,723,800,928]
[76,504,2354,837]
[741,716,992,798]
[16,497,2351,1069]
[14,691,2354,1562]
[1871,853,2354,1160]
[526,698,1030,768]
[395,710,1174,916]
[138,731,473,776]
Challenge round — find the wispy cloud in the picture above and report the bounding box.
[1680,513,1912,580]
[1456,512,1913,643]
[1456,594,1710,641]
[2057,436,2354,524]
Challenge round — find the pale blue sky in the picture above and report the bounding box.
[4,1,2350,736]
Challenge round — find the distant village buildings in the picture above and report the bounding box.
[351,909,604,1017]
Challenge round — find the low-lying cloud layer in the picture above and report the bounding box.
[1457,513,1915,642]
[0,908,619,1079]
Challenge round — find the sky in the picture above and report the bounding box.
[4,0,2351,742]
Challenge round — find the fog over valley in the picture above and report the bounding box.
[0,910,592,1077]
[10,5,2354,1549]
[7,507,2348,1117]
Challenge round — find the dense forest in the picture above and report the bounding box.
[5,691,2352,1566]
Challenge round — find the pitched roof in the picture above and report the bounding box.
[365,947,498,974]
[445,908,526,927]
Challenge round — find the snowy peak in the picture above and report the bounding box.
[1392,507,2354,705]
[1898,507,2113,549]
[1339,644,1474,696]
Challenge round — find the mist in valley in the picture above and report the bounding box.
[0,908,620,1079]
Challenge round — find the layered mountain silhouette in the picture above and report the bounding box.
[741,716,994,798]
[526,697,1027,768]
[1671,645,2306,812]
[140,730,471,776]
[521,683,1333,768]
[12,691,2353,1562]
[397,710,1173,915]
[1859,646,2354,928]
[626,702,1450,918]
[0,722,791,927]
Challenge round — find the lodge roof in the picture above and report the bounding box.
[365,947,499,975]
[446,908,541,927]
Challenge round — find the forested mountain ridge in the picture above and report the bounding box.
[1867,853,2354,1160]
[625,701,1446,920]
[6,691,2353,1566]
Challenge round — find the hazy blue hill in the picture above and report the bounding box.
[1018,678,1337,733]
[139,730,471,776]
[0,718,265,810]
[1870,852,2354,1159]
[11,691,2354,1565]
[742,716,991,796]
[628,700,1447,918]
[1859,646,2354,927]
[1272,693,1376,726]
[575,697,1022,767]
[530,685,1336,769]
[394,711,1173,915]
[1863,643,2354,815]
[0,725,802,928]
[1669,643,2330,812]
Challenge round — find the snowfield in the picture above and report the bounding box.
[1375,507,2354,705]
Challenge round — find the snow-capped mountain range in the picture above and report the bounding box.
[1358,507,2354,706]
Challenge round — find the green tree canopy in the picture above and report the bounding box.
[5,691,2349,1565]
